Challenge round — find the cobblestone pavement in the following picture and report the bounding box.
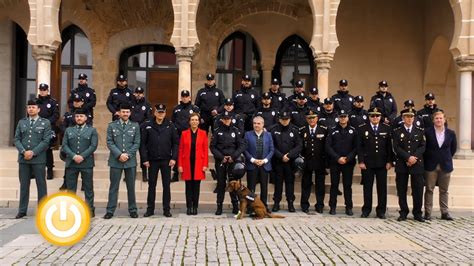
[0,209,473,265]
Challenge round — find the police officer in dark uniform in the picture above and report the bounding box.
[370,80,398,125]
[106,74,133,121]
[417,93,442,128]
[172,90,200,135]
[210,111,246,215]
[130,87,152,182]
[349,95,368,128]
[300,110,328,213]
[319,98,339,128]
[195,73,225,133]
[287,80,306,104]
[307,87,322,112]
[233,74,259,131]
[140,104,179,218]
[289,92,310,128]
[268,78,287,111]
[331,79,354,113]
[36,83,59,180]
[67,73,96,121]
[61,95,93,131]
[392,108,426,222]
[392,100,424,130]
[255,92,278,130]
[358,107,393,219]
[326,110,358,216]
[269,111,302,212]
[14,100,52,219]
[214,98,245,134]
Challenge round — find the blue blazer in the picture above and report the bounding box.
[423,127,457,172]
[244,130,274,171]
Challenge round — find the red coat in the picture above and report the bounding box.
[178,128,209,180]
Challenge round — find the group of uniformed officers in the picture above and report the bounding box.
[14,73,457,223]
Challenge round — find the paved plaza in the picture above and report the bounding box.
[0,208,472,265]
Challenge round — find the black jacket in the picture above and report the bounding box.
[172,102,200,133]
[331,90,354,113]
[61,108,92,132]
[318,109,338,129]
[68,84,96,115]
[370,91,397,123]
[214,111,245,135]
[392,126,426,174]
[36,95,60,127]
[130,97,152,125]
[210,125,246,161]
[417,104,442,128]
[357,123,393,168]
[255,107,278,130]
[349,107,368,128]
[106,87,133,116]
[233,85,259,115]
[325,124,358,165]
[268,90,287,111]
[300,124,328,171]
[140,119,179,161]
[194,84,225,116]
[269,123,302,161]
[289,103,310,128]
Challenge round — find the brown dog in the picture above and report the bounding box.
[225,180,285,219]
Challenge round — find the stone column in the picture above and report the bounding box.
[261,64,273,91]
[32,45,57,89]
[175,47,195,101]
[456,58,474,158]
[314,53,334,100]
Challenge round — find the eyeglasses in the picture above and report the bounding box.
[369,115,381,118]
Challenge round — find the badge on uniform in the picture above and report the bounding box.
[363,115,367,120]
[365,131,369,136]
[316,134,324,138]
[86,93,90,97]
[146,126,152,129]
[251,95,255,99]
[189,110,193,114]
[231,132,235,138]
[232,119,236,124]
[279,97,282,101]
[290,132,294,137]
[47,103,51,108]
[335,118,339,122]
[272,111,275,116]
[389,98,393,102]
[304,133,307,138]
[142,106,146,110]
[400,133,404,138]
[349,129,353,134]
[215,92,219,96]
[349,97,353,101]
[126,92,130,97]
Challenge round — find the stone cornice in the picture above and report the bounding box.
[31,45,57,61]
[314,52,334,70]
[455,56,474,71]
[175,47,195,62]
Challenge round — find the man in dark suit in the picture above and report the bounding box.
[244,116,274,208]
[423,110,457,221]
[393,108,426,222]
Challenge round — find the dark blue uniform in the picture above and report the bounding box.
[214,111,245,135]
[269,123,302,206]
[210,124,246,210]
[331,91,354,113]
[106,87,133,120]
[140,119,179,214]
[130,97,152,125]
[268,90,287,111]
[300,124,328,212]
[195,84,225,132]
[417,104,442,128]
[318,109,338,128]
[254,107,278,130]
[349,107,368,128]
[289,103,310,128]
[68,84,96,118]
[233,85,259,131]
[36,95,59,179]
[357,123,393,218]
[370,91,398,124]
[325,124,358,213]
[172,102,200,134]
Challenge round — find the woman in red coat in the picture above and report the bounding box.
[178,113,209,215]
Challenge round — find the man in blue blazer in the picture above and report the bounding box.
[244,116,274,208]
[423,110,457,221]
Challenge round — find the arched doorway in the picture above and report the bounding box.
[119,45,178,118]
[274,35,314,96]
[59,25,93,115]
[216,31,262,98]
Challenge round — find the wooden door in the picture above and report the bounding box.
[148,70,179,119]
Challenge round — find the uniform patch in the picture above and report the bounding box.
[290,132,294,137]
[250,95,255,99]
[47,104,51,108]
[363,115,367,120]
[126,92,130,97]
[189,110,194,114]
[349,97,353,101]
[316,134,324,138]
[278,97,282,101]
[272,111,275,116]
[215,92,219,96]
[400,133,404,138]
[232,119,236,124]
[142,106,146,111]
[365,131,369,136]
[86,93,90,97]
[335,118,339,122]
[389,98,393,102]
[349,129,353,134]
[231,132,235,138]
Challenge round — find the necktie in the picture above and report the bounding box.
[30,119,35,127]
[311,128,314,135]
[407,128,411,133]
[373,126,377,133]
[122,123,126,129]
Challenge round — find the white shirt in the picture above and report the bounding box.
[404,125,413,133]
[309,126,317,135]
[435,127,445,148]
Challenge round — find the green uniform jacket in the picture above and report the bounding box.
[14,117,52,164]
[106,120,141,168]
[61,125,98,168]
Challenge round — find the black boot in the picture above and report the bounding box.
[186,208,192,215]
[215,203,223,215]
[192,207,198,215]
[232,202,239,214]
[288,201,295,212]
[142,168,148,182]
[272,203,280,212]
[47,168,54,180]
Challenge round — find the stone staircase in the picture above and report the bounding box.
[0,148,472,211]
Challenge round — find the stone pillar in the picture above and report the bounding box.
[314,53,334,100]
[175,47,194,101]
[0,20,13,146]
[32,45,56,89]
[262,64,273,91]
[456,59,474,158]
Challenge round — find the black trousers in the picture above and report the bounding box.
[46,148,54,170]
[242,113,253,132]
[396,173,424,217]
[198,114,214,134]
[300,168,326,210]
[329,163,355,209]
[185,181,201,208]
[147,160,171,212]
[215,161,238,205]
[361,167,387,215]
[273,162,295,203]
[246,167,269,206]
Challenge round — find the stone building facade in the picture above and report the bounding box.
[0,0,472,157]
